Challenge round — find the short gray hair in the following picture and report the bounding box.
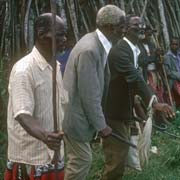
[96,5,125,27]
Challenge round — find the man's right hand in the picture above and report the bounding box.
[44,131,64,151]
[99,126,112,138]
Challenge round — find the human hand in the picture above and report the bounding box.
[44,131,64,151]
[153,102,176,118]
[99,126,112,138]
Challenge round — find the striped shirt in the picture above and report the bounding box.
[7,46,68,165]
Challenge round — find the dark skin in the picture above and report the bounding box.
[15,13,66,151]
[170,39,179,55]
[99,16,126,45]
[126,16,175,118]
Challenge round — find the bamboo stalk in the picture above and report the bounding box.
[66,0,79,41]
[24,0,32,51]
[0,1,8,56]
[158,0,169,50]
[120,0,125,10]
[34,0,39,16]
[140,0,148,19]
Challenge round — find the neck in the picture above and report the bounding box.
[35,43,53,65]
[98,27,111,42]
[141,39,148,44]
[173,51,177,56]
[126,34,138,45]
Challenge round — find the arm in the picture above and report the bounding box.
[109,43,175,118]
[11,68,62,151]
[110,43,153,105]
[76,51,111,136]
[16,114,63,151]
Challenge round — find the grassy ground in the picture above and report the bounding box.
[1,114,180,180]
[87,112,180,180]
[0,131,7,178]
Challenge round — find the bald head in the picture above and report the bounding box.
[96,5,125,27]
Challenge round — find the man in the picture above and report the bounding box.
[138,25,159,82]
[4,13,68,179]
[164,37,180,106]
[138,25,166,124]
[62,5,125,180]
[103,15,175,180]
[57,32,75,76]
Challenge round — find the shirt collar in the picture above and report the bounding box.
[32,46,52,71]
[123,37,140,68]
[167,50,180,58]
[123,37,137,51]
[96,29,112,55]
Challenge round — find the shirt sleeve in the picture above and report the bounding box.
[10,67,35,119]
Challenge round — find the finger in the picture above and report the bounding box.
[47,136,61,143]
[47,143,60,151]
[166,109,174,118]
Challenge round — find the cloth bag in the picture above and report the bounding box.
[127,95,157,171]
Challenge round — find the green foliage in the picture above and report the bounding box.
[0,131,7,177]
[87,116,180,180]
[87,143,105,180]
[0,57,8,178]
[0,58,8,130]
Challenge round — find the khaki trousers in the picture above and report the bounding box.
[64,135,92,180]
[102,120,131,180]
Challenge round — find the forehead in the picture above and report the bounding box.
[55,19,66,32]
[129,16,141,24]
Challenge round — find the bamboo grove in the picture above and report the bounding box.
[1,0,180,63]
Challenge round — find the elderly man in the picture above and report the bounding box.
[4,13,68,179]
[62,5,125,180]
[103,15,175,180]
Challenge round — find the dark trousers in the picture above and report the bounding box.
[102,120,131,180]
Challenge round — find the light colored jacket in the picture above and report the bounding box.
[63,32,110,142]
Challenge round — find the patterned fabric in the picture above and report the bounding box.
[148,71,164,103]
[4,160,64,180]
[7,46,68,165]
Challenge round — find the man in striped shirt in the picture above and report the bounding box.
[5,13,68,179]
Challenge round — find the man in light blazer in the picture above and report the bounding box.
[62,5,125,180]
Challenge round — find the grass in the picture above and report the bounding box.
[0,78,180,180]
[0,131,7,178]
[87,112,180,180]
[1,115,180,180]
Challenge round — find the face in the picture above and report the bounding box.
[55,19,67,52]
[109,16,126,44]
[42,17,67,54]
[170,39,179,53]
[127,16,144,40]
[144,30,153,41]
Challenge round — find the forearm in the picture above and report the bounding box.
[15,114,47,143]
